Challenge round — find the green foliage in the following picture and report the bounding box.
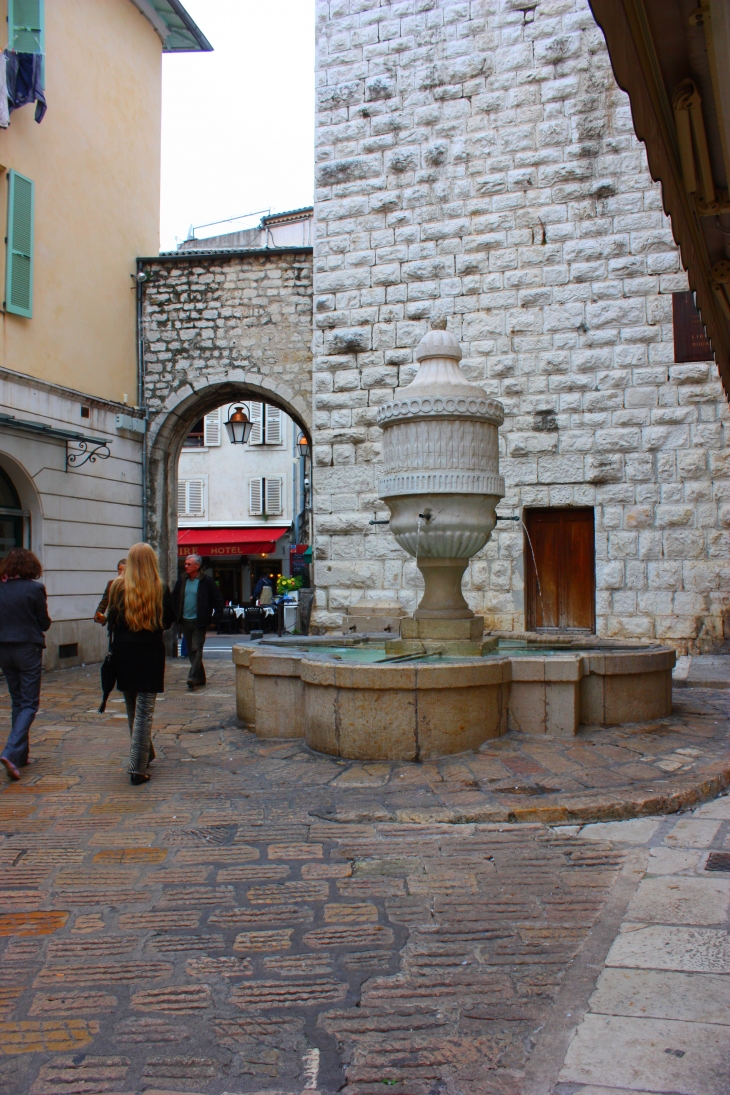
[276,575,303,594]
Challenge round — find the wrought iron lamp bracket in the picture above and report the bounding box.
[66,440,112,469]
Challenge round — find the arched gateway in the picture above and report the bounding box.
[139,247,313,585]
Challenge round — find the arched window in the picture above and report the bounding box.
[0,466,27,559]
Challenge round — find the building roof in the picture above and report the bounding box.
[589,0,730,401]
[145,246,313,262]
[129,0,212,52]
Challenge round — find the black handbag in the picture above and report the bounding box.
[98,631,117,713]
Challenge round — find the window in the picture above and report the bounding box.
[203,409,221,446]
[672,291,713,362]
[265,477,282,515]
[249,477,262,516]
[247,402,284,445]
[8,0,44,53]
[178,478,205,517]
[5,170,34,318]
[0,465,25,559]
[249,477,283,516]
[183,418,204,448]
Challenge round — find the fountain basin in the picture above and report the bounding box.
[232,638,675,759]
[302,656,509,761]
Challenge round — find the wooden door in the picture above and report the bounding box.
[524,508,595,632]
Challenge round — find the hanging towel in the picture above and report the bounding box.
[5,51,46,123]
[0,55,9,128]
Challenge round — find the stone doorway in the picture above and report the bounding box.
[524,507,596,632]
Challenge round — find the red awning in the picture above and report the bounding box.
[178,527,289,557]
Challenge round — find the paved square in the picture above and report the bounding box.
[0,660,630,1094]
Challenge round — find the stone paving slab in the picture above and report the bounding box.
[0,662,729,1094]
[552,806,730,1095]
[673,655,730,690]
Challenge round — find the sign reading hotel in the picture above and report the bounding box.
[177,543,261,557]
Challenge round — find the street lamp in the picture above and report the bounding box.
[225,405,253,445]
[297,433,310,458]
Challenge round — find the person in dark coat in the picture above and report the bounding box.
[107,542,175,785]
[94,558,126,624]
[0,548,52,780]
[171,554,223,690]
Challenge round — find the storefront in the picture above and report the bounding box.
[177,526,290,603]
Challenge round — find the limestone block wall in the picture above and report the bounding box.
[139,249,313,583]
[141,250,313,422]
[312,0,730,652]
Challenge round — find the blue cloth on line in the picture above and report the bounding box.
[5,51,46,122]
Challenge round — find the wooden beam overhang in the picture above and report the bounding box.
[589,0,730,401]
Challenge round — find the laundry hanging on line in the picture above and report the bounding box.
[4,50,46,123]
[0,55,9,129]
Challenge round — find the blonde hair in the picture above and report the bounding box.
[110,542,164,631]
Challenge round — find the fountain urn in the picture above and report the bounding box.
[377,328,505,650]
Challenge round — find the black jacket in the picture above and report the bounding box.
[0,578,52,646]
[171,573,224,629]
[108,588,175,694]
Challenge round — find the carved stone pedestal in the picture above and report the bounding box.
[385,617,498,657]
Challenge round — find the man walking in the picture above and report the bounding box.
[172,555,223,691]
[94,558,126,624]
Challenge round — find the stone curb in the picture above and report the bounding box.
[311,759,730,827]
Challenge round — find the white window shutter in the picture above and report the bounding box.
[264,405,283,445]
[204,409,221,446]
[249,477,263,515]
[265,477,283,515]
[187,480,205,516]
[249,402,264,445]
[177,479,187,515]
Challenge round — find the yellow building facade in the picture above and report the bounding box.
[0,0,210,668]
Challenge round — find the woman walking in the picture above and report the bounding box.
[0,548,52,780]
[107,542,174,785]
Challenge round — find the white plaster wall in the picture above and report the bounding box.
[178,406,297,527]
[312,0,730,653]
[0,371,143,669]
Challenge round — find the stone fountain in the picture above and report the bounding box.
[377,327,504,654]
[231,329,675,760]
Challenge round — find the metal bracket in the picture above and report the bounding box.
[496,515,521,521]
[67,440,111,469]
[369,511,390,525]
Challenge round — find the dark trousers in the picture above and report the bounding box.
[181,622,207,685]
[0,642,43,767]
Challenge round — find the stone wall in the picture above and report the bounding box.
[139,248,313,582]
[312,0,730,653]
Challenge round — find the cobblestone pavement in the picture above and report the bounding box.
[0,660,728,1095]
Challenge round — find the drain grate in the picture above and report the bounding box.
[705,851,730,872]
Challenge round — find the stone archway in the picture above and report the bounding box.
[146,372,312,585]
[139,247,314,585]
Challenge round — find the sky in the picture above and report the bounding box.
[159,0,315,252]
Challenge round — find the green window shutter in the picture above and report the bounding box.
[8,0,44,53]
[5,171,34,318]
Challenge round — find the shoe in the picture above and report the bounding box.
[130,772,150,785]
[187,682,196,691]
[1,757,20,780]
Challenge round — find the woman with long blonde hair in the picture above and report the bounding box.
[107,543,174,785]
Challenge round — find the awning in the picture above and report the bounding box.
[178,527,289,557]
[589,0,730,400]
